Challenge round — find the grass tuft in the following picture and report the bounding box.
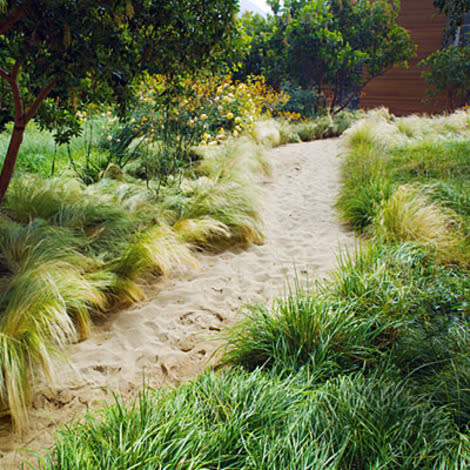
[34,367,469,469]
[377,185,459,248]
[222,280,398,374]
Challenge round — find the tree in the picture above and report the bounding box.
[237,0,415,114]
[419,43,470,110]
[433,0,470,43]
[0,0,239,204]
[418,0,470,110]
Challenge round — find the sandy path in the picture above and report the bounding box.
[0,138,355,467]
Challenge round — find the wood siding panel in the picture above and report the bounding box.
[360,0,447,115]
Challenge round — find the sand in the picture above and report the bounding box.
[0,138,355,467]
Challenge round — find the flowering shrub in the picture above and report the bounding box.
[275,110,303,122]
[136,74,289,146]
[69,75,288,186]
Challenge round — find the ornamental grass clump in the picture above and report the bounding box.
[0,220,107,432]
[377,185,459,248]
[160,141,266,248]
[175,177,264,246]
[111,224,199,281]
[276,110,362,145]
[195,136,271,182]
[221,283,398,374]
[338,109,470,243]
[0,96,271,431]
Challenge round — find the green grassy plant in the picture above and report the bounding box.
[338,109,470,242]
[173,216,231,247]
[0,220,107,431]
[277,121,302,144]
[387,137,470,182]
[112,224,199,280]
[195,136,271,182]
[0,123,70,177]
[161,175,264,247]
[33,367,469,469]
[277,110,362,145]
[337,175,393,232]
[221,283,397,374]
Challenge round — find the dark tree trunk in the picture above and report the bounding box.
[0,62,56,205]
[0,123,25,203]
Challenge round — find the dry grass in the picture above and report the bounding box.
[377,185,461,262]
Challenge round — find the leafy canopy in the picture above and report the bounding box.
[434,0,470,42]
[237,0,415,113]
[419,43,470,111]
[0,0,239,140]
[0,0,239,203]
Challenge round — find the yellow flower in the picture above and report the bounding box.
[208,140,218,146]
[227,112,234,120]
[200,114,207,120]
[200,140,207,146]
[107,135,112,141]
[203,132,210,140]
[233,130,239,137]
[235,116,242,124]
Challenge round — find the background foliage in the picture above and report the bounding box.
[236,0,415,114]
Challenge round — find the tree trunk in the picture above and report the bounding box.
[0,123,25,204]
[0,63,55,205]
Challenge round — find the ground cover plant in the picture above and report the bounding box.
[31,110,470,468]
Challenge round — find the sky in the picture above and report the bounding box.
[249,0,270,13]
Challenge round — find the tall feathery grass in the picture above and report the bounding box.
[338,108,470,255]
[0,126,268,432]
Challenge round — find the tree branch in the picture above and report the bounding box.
[0,7,24,35]
[333,74,375,115]
[9,62,24,122]
[10,61,20,80]
[0,67,9,82]
[25,78,56,123]
[333,92,355,114]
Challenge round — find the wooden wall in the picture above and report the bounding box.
[360,0,447,115]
